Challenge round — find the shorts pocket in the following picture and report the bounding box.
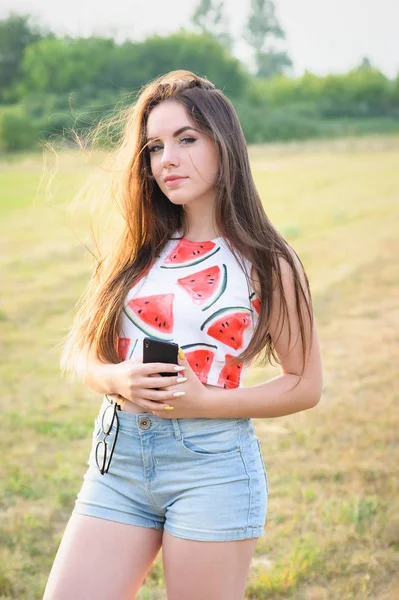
[180,423,241,457]
[256,438,269,494]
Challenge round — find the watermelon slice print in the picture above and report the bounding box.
[177,264,227,310]
[123,293,174,340]
[161,239,220,269]
[200,306,252,350]
[181,343,217,384]
[217,354,243,389]
[117,338,138,361]
[250,291,261,315]
[117,338,131,361]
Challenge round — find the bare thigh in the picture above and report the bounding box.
[43,514,163,600]
[162,531,258,600]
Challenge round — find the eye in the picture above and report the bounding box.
[179,137,196,145]
[148,137,196,153]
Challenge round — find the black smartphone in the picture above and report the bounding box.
[142,337,179,377]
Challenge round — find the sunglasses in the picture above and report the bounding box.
[95,395,122,475]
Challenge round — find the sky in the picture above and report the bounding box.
[1,0,398,78]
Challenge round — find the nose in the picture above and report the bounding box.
[161,144,179,169]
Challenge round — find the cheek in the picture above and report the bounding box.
[176,139,215,180]
[149,156,162,180]
[197,148,219,183]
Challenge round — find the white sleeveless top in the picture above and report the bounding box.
[117,232,261,389]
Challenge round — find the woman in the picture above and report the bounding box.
[44,70,323,599]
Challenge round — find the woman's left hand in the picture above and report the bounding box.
[150,349,213,418]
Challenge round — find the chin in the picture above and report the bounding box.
[166,196,189,206]
[169,200,189,206]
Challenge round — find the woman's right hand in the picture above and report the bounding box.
[109,360,186,412]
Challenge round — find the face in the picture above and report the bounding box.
[145,100,220,208]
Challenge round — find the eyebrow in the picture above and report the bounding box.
[146,126,200,143]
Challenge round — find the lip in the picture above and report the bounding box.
[164,175,187,183]
[164,175,187,188]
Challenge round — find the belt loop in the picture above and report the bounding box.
[171,419,182,440]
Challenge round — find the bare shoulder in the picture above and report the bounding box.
[250,248,308,301]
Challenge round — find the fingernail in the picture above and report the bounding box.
[172,391,185,397]
[163,406,175,410]
[173,365,186,371]
[176,377,187,383]
[178,348,185,359]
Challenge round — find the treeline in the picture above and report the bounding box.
[0,12,398,151]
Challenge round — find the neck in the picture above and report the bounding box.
[181,197,220,242]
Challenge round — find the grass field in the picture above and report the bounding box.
[1,135,398,599]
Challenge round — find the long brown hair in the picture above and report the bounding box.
[59,69,314,383]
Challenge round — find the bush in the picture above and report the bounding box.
[247,68,398,119]
[0,108,39,152]
[232,99,327,143]
[38,112,74,141]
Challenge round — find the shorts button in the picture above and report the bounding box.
[139,417,151,430]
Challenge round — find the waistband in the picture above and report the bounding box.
[98,395,254,440]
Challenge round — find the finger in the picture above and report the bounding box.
[143,362,185,375]
[176,348,190,372]
[135,397,172,411]
[139,388,185,402]
[151,408,173,416]
[141,375,186,389]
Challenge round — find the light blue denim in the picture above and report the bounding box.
[73,396,268,542]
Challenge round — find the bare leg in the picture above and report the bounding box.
[43,514,163,600]
[162,530,258,600]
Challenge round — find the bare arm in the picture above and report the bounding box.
[78,347,188,412]
[204,252,323,419]
[81,353,120,396]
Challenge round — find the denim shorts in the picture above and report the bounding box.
[72,396,268,542]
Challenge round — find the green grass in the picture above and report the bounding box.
[1,135,399,599]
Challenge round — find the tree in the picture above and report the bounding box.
[134,31,248,98]
[256,50,292,79]
[357,56,373,71]
[0,13,48,101]
[191,0,233,51]
[19,30,249,101]
[243,0,292,79]
[20,36,116,95]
